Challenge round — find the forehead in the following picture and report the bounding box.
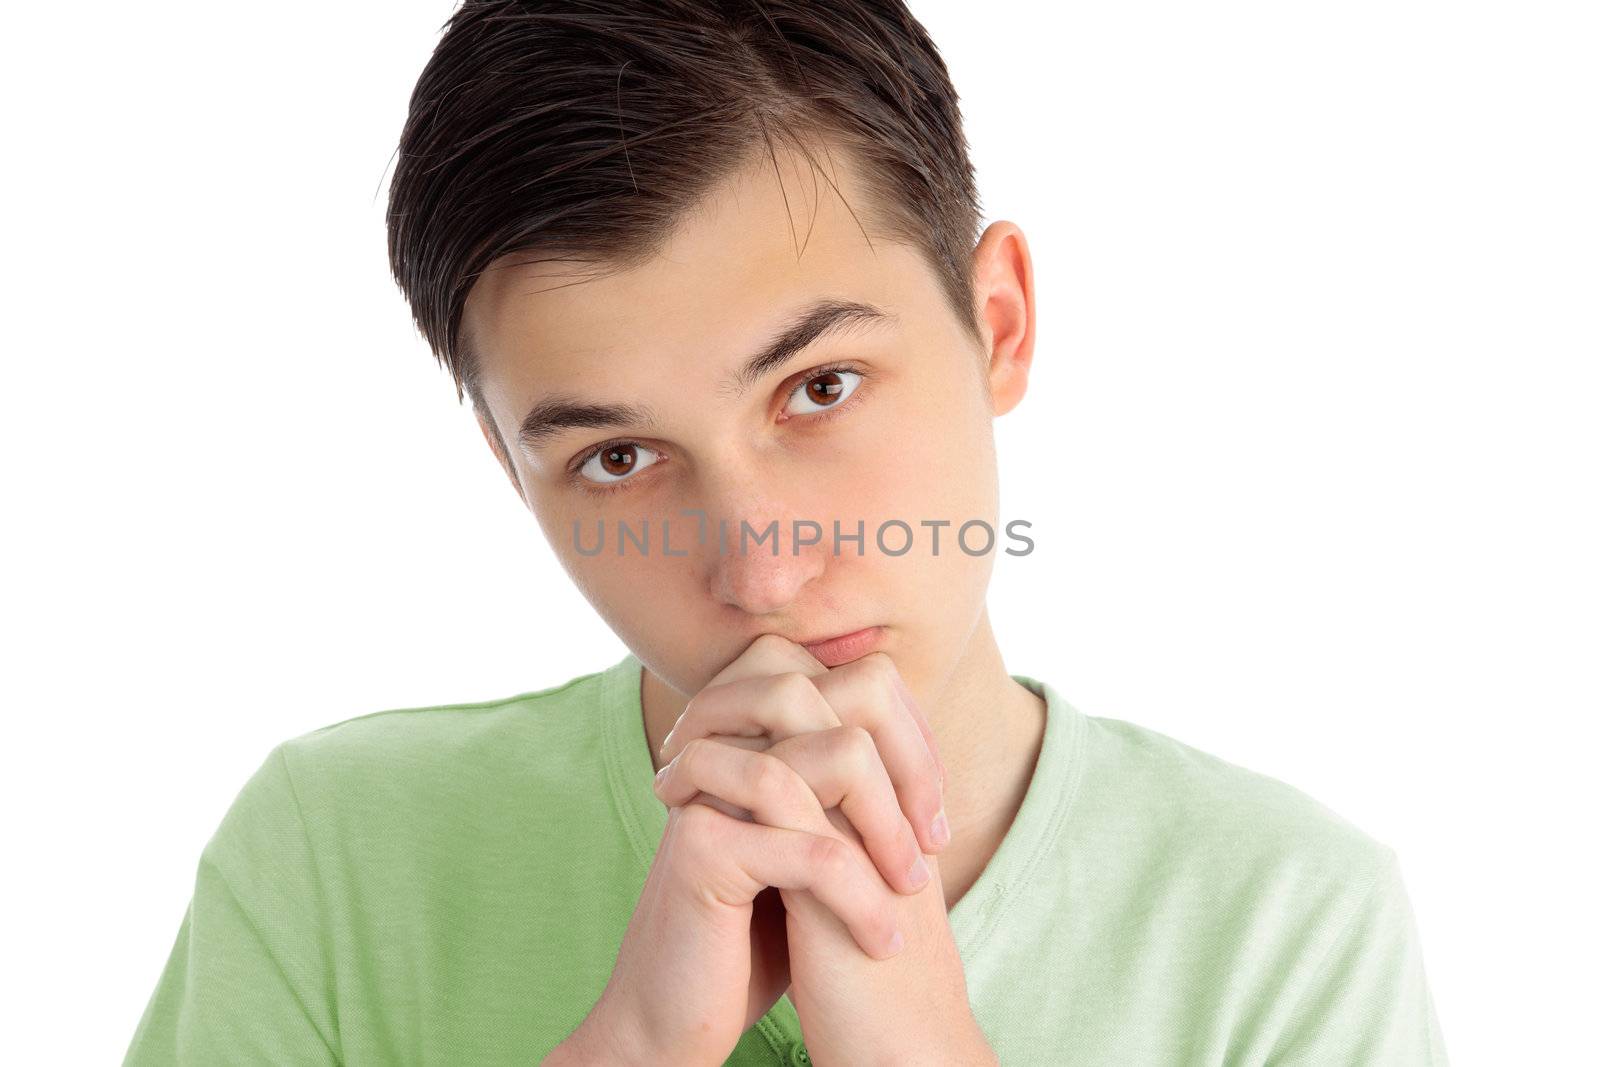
[463,145,931,400]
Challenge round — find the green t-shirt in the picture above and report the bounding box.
[124,651,1449,1065]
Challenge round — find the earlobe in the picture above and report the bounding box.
[970,221,1037,418]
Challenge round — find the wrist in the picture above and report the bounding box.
[904,1018,997,1067]
[546,1003,652,1064]
[957,1019,999,1066]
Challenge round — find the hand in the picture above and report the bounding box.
[655,636,993,1063]
[656,632,952,1032]
[570,648,922,1065]
[573,798,918,1065]
[659,634,951,879]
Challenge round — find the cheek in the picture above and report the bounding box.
[855,412,995,525]
[844,388,998,591]
[562,550,692,647]
[563,528,687,583]
[537,506,673,599]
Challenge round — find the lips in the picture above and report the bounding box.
[800,625,884,667]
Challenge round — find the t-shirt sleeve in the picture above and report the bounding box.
[123,742,341,1065]
[1266,848,1450,1066]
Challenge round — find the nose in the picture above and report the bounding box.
[697,478,829,616]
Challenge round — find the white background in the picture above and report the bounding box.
[3,1,1595,1062]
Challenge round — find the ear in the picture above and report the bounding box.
[970,221,1037,417]
[476,408,527,503]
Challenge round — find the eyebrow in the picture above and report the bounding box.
[516,298,897,455]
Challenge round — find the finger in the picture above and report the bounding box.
[811,653,950,854]
[673,802,904,960]
[659,670,842,767]
[684,790,759,823]
[677,648,949,855]
[763,726,934,895]
[663,727,932,897]
[656,734,770,821]
[706,632,828,689]
[889,668,947,786]
[654,737,833,838]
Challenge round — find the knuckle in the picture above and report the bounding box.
[745,750,790,798]
[805,833,844,874]
[843,723,875,754]
[751,632,795,656]
[858,651,897,686]
[673,801,720,850]
[772,670,816,704]
[835,724,877,772]
[856,655,903,712]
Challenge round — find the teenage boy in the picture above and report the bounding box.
[125,2,1448,1064]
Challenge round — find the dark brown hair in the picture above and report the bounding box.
[385,0,984,471]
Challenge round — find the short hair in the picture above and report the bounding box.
[385,0,984,463]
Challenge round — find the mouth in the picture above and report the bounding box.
[799,625,885,667]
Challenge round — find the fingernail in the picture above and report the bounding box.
[886,929,905,955]
[931,809,950,848]
[660,729,675,755]
[655,762,671,784]
[907,853,930,889]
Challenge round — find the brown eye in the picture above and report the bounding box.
[577,441,660,486]
[784,368,863,416]
[808,373,844,404]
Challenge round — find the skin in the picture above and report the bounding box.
[463,139,1048,918]
[646,634,996,1064]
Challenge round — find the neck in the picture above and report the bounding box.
[911,609,1047,908]
[639,608,1047,909]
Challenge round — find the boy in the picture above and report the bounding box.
[124,1,1449,1063]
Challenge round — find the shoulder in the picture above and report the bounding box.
[1074,711,1397,908]
[277,661,613,778]
[213,660,623,843]
[1059,712,1446,1061]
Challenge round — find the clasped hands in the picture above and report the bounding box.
[651,633,997,1065]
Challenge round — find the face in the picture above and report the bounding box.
[463,142,1034,705]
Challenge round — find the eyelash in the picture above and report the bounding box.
[567,360,870,498]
